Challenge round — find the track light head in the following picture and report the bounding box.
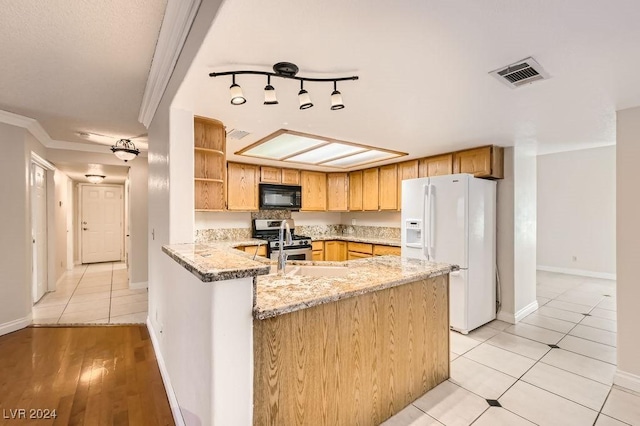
[264,76,278,105]
[298,81,313,110]
[230,75,246,105]
[330,82,344,110]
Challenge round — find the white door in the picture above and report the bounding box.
[31,163,48,303]
[81,185,123,263]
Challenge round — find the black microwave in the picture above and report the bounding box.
[259,184,302,210]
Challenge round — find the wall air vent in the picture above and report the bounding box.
[227,129,250,140]
[489,57,550,88]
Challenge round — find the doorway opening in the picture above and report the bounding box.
[31,162,48,303]
[79,184,124,264]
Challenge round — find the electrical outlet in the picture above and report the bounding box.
[572,256,577,262]
[351,219,357,225]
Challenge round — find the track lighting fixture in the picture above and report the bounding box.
[298,81,313,110]
[230,74,246,105]
[330,81,344,110]
[264,75,278,105]
[85,174,106,184]
[210,62,358,110]
[110,139,140,162]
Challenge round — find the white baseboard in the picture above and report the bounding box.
[0,314,32,337]
[147,318,185,426]
[130,281,148,290]
[497,300,539,324]
[614,369,640,393]
[537,265,616,281]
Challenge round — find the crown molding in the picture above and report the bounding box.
[0,109,53,147]
[138,0,202,128]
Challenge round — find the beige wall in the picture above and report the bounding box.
[615,106,640,389]
[52,169,71,282]
[537,146,616,277]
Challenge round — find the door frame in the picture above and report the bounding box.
[78,183,125,264]
[30,152,56,303]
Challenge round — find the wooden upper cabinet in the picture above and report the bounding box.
[260,166,281,183]
[419,154,453,178]
[378,164,398,211]
[327,173,349,211]
[227,162,259,211]
[397,160,418,210]
[452,145,504,179]
[362,168,379,211]
[348,170,363,211]
[300,171,327,211]
[194,116,226,211]
[281,168,300,185]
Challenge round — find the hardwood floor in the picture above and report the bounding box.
[0,326,174,425]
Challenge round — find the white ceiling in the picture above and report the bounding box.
[0,0,166,147]
[175,0,640,169]
[52,162,129,184]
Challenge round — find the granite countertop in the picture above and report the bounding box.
[307,234,401,247]
[255,256,456,320]
[162,239,271,282]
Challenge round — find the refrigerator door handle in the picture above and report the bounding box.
[428,184,435,260]
[422,184,430,259]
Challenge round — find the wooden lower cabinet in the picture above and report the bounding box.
[373,245,401,256]
[253,275,450,425]
[240,245,267,257]
[324,241,347,261]
[312,241,324,261]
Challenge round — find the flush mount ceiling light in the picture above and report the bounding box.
[209,62,358,110]
[85,174,106,184]
[110,139,140,162]
[236,129,407,169]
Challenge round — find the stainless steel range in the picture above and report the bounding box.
[252,219,313,260]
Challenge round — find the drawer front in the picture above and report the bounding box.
[348,251,372,260]
[312,250,324,261]
[373,245,401,256]
[347,242,373,254]
[311,241,324,251]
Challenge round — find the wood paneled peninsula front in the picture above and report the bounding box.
[163,242,454,425]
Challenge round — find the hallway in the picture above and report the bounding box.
[32,262,148,325]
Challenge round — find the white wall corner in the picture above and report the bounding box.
[130,281,149,290]
[0,109,53,147]
[138,0,202,128]
[614,369,640,394]
[0,314,33,337]
[537,265,616,281]
[147,318,186,426]
[497,300,538,325]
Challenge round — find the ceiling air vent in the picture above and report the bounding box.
[227,129,250,140]
[489,57,550,88]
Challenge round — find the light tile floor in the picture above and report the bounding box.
[32,262,148,324]
[383,271,640,426]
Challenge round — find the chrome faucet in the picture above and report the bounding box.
[277,220,293,275]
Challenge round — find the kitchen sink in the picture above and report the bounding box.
[269,265,350,278]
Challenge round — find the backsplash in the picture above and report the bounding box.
[195,227,251,242]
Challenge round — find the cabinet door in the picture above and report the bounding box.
[397,160,418,210]
[362,168,379,211]
[324,241,347,261]
[453,146,503,179]
[327,173,349,211]
[227,163,259,211]
[312,250,324,261]
[378,164,398,211]
[281,168,300,185]
[419,154,453,177]
[348,251,372,260]
[260,166,281,183]
[301,171,327,211]
[348,171,363,211]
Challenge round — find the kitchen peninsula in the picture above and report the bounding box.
[163,240,454,425]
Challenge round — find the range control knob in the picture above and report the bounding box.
[274,242,279,247]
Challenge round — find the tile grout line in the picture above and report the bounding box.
[55,264,88,323]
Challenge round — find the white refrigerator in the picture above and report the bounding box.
[401,173,496,334]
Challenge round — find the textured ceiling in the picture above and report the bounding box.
[52,162,129,184]
[0,0,167,145]
[175,0,640,167]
